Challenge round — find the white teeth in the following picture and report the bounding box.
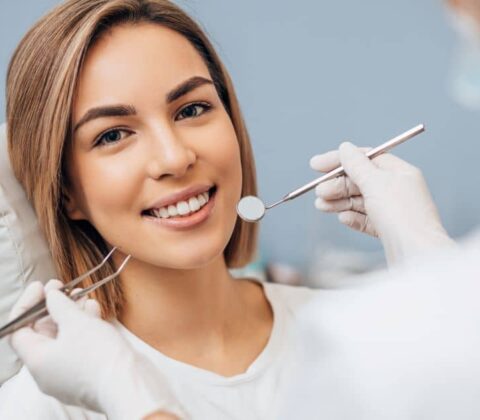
[177,201,190,216]
[189,197,200,212]
[167,205,178,217]
[147,189,213,219]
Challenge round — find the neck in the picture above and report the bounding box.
[117,254,247,350]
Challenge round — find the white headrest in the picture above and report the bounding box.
[0,123,57,384]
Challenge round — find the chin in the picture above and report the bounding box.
[138,237,228,270]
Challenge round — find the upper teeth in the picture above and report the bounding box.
[149,191,210,219]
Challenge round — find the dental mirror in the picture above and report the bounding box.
[236,195,267,222]
[237,124,425,223]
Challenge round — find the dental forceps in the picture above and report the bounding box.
[0,247,131,340]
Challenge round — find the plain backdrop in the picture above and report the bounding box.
[1,0,476,275]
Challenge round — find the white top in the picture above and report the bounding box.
[3,243,480,420]
[0,281,315,420]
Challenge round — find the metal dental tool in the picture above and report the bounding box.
[0,247,131,340]
[237,124,425,223]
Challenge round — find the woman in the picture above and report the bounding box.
[0,0,453,418]
[1,1,311,418]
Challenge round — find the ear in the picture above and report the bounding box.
[62,189,88,221]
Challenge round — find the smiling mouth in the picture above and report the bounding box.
[142,186,217,219]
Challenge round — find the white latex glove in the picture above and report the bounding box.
[310,142,455,265]
[9,280,186,420]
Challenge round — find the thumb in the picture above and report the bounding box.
[338,142,378,190]
[10,327,51,365]
[45,289,84,327]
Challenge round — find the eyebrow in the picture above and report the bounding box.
[73,76,214,133]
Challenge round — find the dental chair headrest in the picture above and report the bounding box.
[0,123,57,385]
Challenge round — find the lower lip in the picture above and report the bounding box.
[142,189,216,230]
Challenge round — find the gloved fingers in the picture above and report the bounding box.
[35,281,76,335]
[34,282,85,337]
[44,279,63,293]
[33,313,58,339]
[371,152,418,173]
[310,147,370,173]
[69,288,88,309]
[315,196,366,214]
[8,281,44,321]
[84,299,102,319]
[37,279,65,334]
[338,211,378,237]
[8,281,53,355]
[10,327,52,367]
[338,142,379,190]
[310,150,343,172]
[315,175,361,200]
[45,289,85,327]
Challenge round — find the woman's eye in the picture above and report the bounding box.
[94,129,130,147]
[176,103,211,121]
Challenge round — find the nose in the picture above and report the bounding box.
[145,125,197,180]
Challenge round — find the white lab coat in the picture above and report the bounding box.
[280,230,480,419]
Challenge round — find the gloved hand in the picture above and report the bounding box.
[9,280,186,420]
[310,142,455,265]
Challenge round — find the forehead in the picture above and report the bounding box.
[73,23,211,117]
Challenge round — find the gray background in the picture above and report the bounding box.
[1,0,476,274]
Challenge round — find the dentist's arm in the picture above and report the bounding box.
[8,280,187,420]
[310,142,455,265]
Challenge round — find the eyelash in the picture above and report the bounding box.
[177,101,212,121]
[93,101,213,148]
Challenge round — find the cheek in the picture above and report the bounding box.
[211,120,243,241]
[73,154,141,236]
[203,117,243,205]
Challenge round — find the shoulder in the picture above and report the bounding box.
[0,366,103,420]
[262,282,321,316]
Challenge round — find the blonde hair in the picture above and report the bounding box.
[7,0,258,318]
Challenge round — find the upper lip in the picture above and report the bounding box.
[144,184,214,211]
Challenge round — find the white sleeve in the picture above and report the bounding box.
[0,366,105,420]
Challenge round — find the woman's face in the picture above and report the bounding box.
[67,23,242,269]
